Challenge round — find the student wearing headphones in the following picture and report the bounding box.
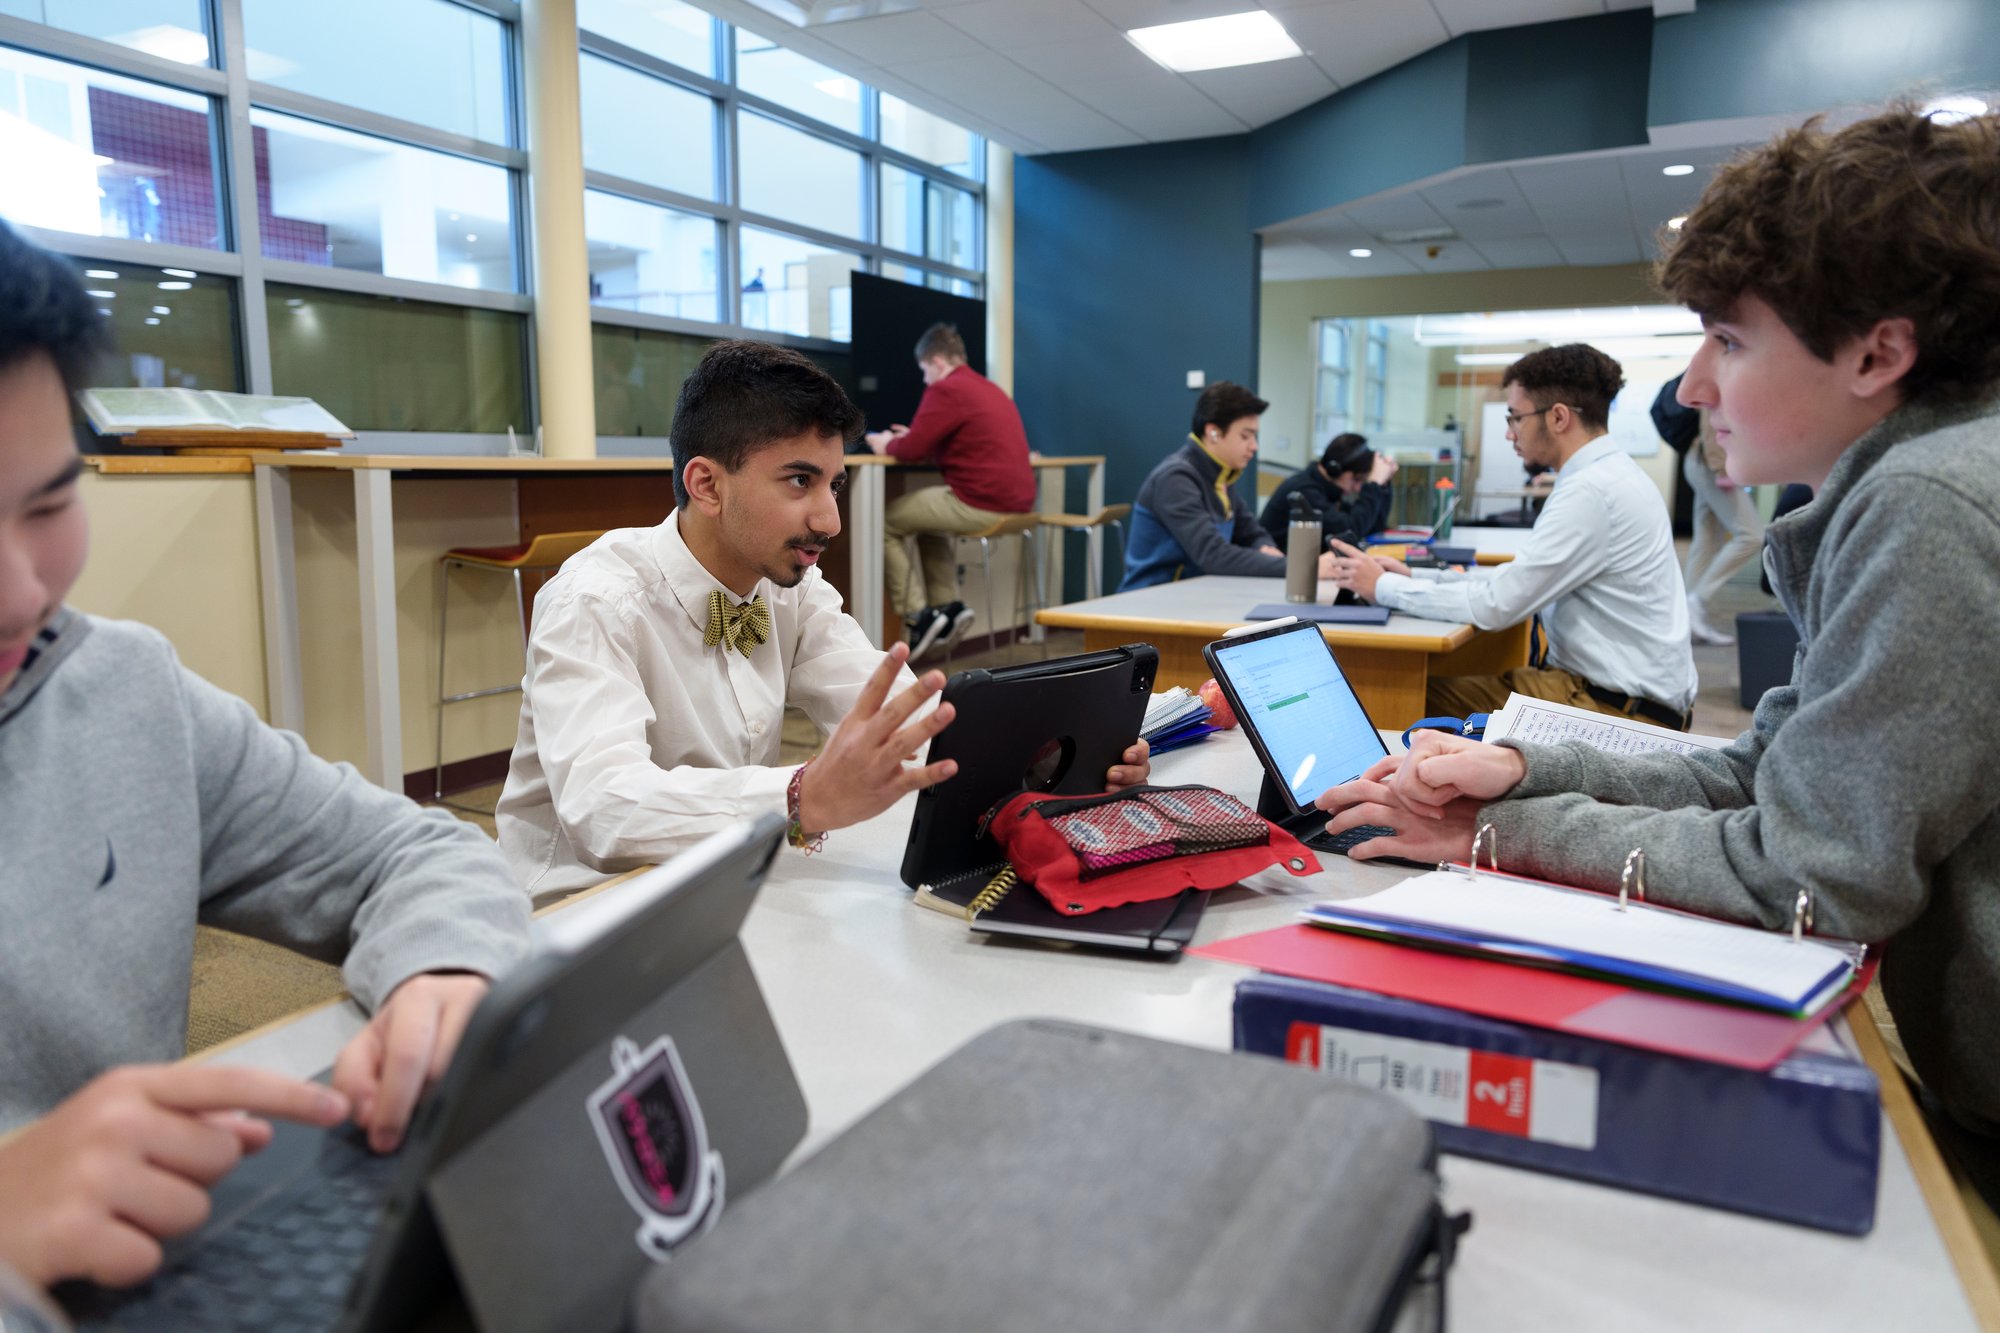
[1259,431,1399,553]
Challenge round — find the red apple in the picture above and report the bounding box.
[1198,678,1238,730]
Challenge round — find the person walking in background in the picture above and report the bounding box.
[1259,431,1399,552]
[1654,373,1766,645]
[864,323,1036,661]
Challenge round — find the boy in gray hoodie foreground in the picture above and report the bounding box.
[0,224,531,1292]
[1320,106,2000,1200]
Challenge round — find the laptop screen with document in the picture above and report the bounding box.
[1205,620,1390,816]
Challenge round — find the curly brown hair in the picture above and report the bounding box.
[1657,105,2000,403]
[1501,344,1625,430]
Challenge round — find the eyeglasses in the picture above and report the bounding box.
[1503,407,1553,428]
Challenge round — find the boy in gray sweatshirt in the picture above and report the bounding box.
[1318,107,2000,1201]
[0,224,531,1292]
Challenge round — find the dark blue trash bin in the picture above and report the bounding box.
[1736,610,1800,710]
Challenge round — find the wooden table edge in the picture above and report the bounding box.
[1849,1002,2000,1329]
[1034,608,1475,652]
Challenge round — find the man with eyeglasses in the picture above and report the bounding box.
[1325,343,1695,729]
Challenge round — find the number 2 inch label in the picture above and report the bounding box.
[1286,1022,1599,1151]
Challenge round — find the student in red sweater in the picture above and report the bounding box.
[864,323,1037,660]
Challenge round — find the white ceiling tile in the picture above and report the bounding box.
[1006,33,1164,84]
[1419,170,1544,241]
[937,0,1124,48]
[1271,1,1451,88]
[1551,234,1645,264]
[894,50,1134,145]
[1389,240,1494,272]
[1263,212,1376,249]
[1343,190,1454,238]
[1081,83,1251,138]
[1468,236,1568,268]
[1429,0,1602,37]
[1182,57,1337,127]
[1079,0,1268,29]
[809,10,989,63]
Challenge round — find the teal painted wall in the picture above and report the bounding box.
[1463,11,1652,163]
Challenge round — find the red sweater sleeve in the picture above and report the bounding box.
[886,376,964,461]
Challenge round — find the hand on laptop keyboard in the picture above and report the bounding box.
[0,1065,348,1289]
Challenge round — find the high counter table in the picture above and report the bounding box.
[1034,574,1530,726]
[249,451,1103,790]
[210,728,1994,1330]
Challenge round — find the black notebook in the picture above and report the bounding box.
[913,866,1204,955]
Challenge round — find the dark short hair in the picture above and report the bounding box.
[1320,432,1373,476]
[669,340,863,506]
[914,322,966,364]
[1657,104,2000,404]
[1501,344,1625,431]
[1191,381,1268,438]
[0,221,107,399]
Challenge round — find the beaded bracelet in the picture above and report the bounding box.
[786,760,827,855]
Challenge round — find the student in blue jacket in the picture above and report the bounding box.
[1120,382,1337,590]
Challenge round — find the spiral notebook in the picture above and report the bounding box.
[1303,862,1863,1019]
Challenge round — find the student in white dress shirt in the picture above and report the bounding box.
[1325,344,1697,730]
[496,340,1151,898]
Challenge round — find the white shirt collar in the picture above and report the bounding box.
[652,510,769,634]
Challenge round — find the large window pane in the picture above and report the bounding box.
[733,31,860,133]
[0,47,220,248]
[880,163,975,268]
[586,190,718,322]
[879,93,975,177]
[740,227,855,342]
[593,324,711,437]
[739,113,860,239]
[879,262,973,298]
[69,259,239,398]
[268,283,527,433]
[251,109,516,292]
[0,0,209,63]
[240,0,507,143]
[580,54,715,199]
[578,0,713,77]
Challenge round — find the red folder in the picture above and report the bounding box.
[1192,924,1874,1070]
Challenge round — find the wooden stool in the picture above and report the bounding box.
[952,512,1046,661]
[434,530,604,806]
[1039,504,1130,600]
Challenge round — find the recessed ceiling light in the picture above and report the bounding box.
[161,267,197,278]
[97,307,112,317]
[84,269,119,279]
[144,317,162,325]
[85,289,116,299]
[158,281,192,290]
[1349,248,1373,258]
[1661,164,1695,177]
[1923,95,1989,124]
[1127,10,1302,74]
[466,233,478,243]
[1667,216,1686,230]
[152,305,171,314]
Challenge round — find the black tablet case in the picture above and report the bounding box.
[899,645,1205,955]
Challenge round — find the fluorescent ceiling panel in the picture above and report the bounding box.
[1126,10,1302,74]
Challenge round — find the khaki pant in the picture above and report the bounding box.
[1427,666,1683,728]
[883,485,1013,617]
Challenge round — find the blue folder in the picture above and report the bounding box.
[1233,974,1880,1234]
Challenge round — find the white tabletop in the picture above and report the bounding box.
[224,731,1977,1331]
[1036,575,1477,649]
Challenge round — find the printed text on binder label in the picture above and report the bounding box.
[1286,1022,1599,1150]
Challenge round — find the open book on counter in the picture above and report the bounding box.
[80,388,353,442]
[1482,693,1734,756]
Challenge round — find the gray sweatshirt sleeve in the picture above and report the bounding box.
[1478,478,2000,942]
[1154,467,1287,579]
[182,664,531,1011]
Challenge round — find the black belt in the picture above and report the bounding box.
[1583,683,1691,732]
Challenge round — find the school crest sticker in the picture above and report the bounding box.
[587,1035,725,1261]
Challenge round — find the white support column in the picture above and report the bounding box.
[354,469,404,789]
[851,464,886,647]
[523,0,597,458]
[253,462,304,730]
[1086,460,1106,596]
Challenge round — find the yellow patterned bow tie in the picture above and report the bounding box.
[704,589,771,657]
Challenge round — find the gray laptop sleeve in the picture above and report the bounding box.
[633,1019,1462,1333]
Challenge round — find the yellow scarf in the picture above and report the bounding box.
[1191,433,1240,510]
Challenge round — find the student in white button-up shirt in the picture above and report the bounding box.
[497,341,1151,899]
[1327,344,1696,729]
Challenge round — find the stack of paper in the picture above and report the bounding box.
[1481,694,1733,755]
[1140,688,1217,755]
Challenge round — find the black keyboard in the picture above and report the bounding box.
[1308,823,1397,856]
[64,1126,399,1332]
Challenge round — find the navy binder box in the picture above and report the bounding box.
[1233,974,1881,1234]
